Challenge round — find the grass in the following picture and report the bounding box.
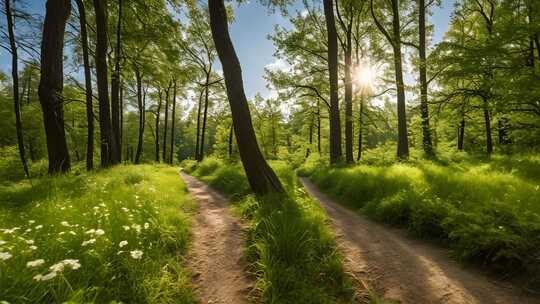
[299,152,540,290]
[182,158,356,303]
[0,164,195,303]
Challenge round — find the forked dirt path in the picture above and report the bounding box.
[300,177,540,304]
[180,172,251,304]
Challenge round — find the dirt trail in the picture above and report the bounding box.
[180,172,252,304]
[300,177,540,304]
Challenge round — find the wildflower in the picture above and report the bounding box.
[82,238,96,246]
[85,229,95,234]
[536,185,539,191]
[119,240,128,248]
[121,207,129,213]
[0,240,6,246]
[94,229,105,236]
[26,259,45,268]
[61,221,70,227]
[0,252,12,261]
[59,232,65,236]
[144,222,150,229]
[29,246,37,250]
[69,231,76,235]
[131,224,142,234]
[130,250,143,259]
[28,220,35,224]
[33,272,57,281]
[122,226,130,231]
[1,227,19,234]
[35,225,43,230]
[25,240,34,245]
[49,259,81,272]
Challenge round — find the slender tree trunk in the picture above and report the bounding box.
[155,89,162,162]
[228,120,233,158]
[208,0,284,195]
[38,0,71,174]
[306,110,314,158]
[195,88,204,161]
[5,0,29,178]
[169,79,177,164]
[391,0,409,159]
[357,97,363,161]
[418,0,433,157]
[458,105,465,151]
[76,0,94,171]
[119,80,123,161]
[134,68,144,164]
[317,99,321,154]
[93,0,117,167]
[162,81,171,163]
[482,96,493,156]
[323,0,342,164]
[199,77,211,161]
[344,36,354,163]
[111,0,122,162]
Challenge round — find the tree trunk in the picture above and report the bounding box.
[306,110,314,158]
[482,96,493,156]
[357,97,363,161]
[208,0,284,195]
[458,106,465,151]
[5,0,30,178]
[323,0,342,164]
[134,68,144,164]
[76,0,94,171]
[418,0,433,157]
[119,80,123,161]
[169,79,177,164]
[344,35,354,163]
[391,0,409,159]
[162,81,171,163]
[38,0,71,174]
[111,0,122,163]
[93,0,117,167]
[228,120,233,158]
[195,88,204,161]
[155,89,162,162]
[199,77,210,161]
[317,99,321,154]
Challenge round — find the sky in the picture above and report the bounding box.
[0,0,456,99]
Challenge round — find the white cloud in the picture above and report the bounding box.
[264,58,291,72]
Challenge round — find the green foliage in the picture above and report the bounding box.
[0,165,195,303]
[301,153,540,289]
[185,158,354,303]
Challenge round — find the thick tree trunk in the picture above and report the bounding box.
[38,0,71,174]
[195,88,204,161]
[418,0,433,157]
[5,0,30,178]
[111,0,122,162]
[76,0,94,171]
[162,81,171,163]
[155,90,162,162]
[391,0,409,159]
[323,0,342,164]
[134,68,144,164]
[93,0,118,167]
[169,80,177,164]
[208,0,284,195]
[199,78,210,161]
[482,97,493,156]
[357,97,364,161]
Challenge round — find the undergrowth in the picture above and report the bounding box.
[299,153,540,290]
[182,157,355,303]
[0,165,195,303]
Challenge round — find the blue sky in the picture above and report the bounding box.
[0,0,456,98]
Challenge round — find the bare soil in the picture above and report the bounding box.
[300,177,540,304]
[180,172,252,304]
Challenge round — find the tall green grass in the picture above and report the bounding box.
[182,158,355,303]
[0,165,195,303]
[299,153,540,290]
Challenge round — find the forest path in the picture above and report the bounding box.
[300,177,540,304]
[180,172,252,304]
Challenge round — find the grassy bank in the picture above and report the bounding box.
[0,165,195,303]
[182,158,355,303]
[299,153,540,290]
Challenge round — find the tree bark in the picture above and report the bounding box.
[323,0,342,164]
[391,0,409,160]
[482,96,493,156]
[111,0,122,162]
[169,79,177,164]
[317,99,321,154]
[418,0,433,157]
[228,120,233,158]
[457,104,465,151]
[93,0,118,167]
[38,0,71,174]
[208,0,284,195]
[162,81,171,163]
[134,68,144,164]
[5,0,30,178]
[155,89,162,162]
[357,97,364,161]
[195,87,204,161]
[199,75,211,161]
[306,109,314,158]
[75,0,94,171]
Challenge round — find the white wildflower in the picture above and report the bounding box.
[29,245,37,251]
[0,240,6,246]
[122,226,130,231]
[94,229,105,236]
[144,222,150,229]
[85,229,95,234]
[61,221,70,227]
[35,225,43,230]
[33,272,57,281]
[82,238,96,246]
[26,259,45,268]
[119,240,128,248]
[69,231,76,235]
[28,220,35,224]
[121,207,129,213]
[25,240,34,245]
[0,252,12,261]
[130,250,143,259]
[131,224,141,234]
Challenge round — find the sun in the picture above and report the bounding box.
[353,63,376,95]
